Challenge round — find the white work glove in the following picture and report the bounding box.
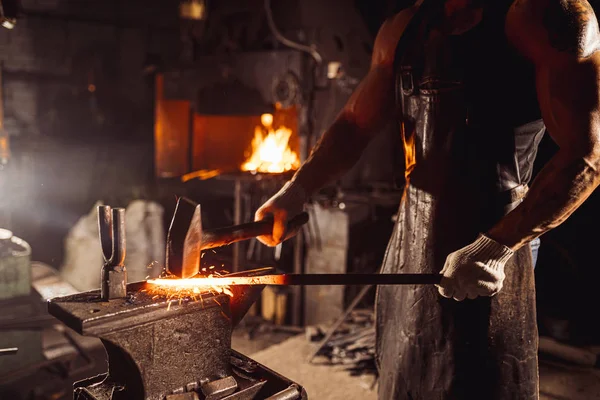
[437,233,514,301]
[255,181,307,247]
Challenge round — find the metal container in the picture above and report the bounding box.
[0,229,42,380]
[0,228,31,300]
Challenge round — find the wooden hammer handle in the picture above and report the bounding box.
[201,212,309,251]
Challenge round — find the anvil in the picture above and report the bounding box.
[47,204,307,400]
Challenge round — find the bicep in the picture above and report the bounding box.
[536,57,600,153]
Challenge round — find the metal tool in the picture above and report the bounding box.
[0,347,17,356]
[98,205,127,301]
[161,272,442,286]
[167,197,309,279]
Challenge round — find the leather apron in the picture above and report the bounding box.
[375,2,546,399]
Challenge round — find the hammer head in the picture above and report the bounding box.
[166,197,203,278]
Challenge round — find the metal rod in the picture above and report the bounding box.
[0,61,4,132]
[233,178,242,272]
[235,273,441,286]
[111,208,126,266]
[0,347,18,356]
[265,384,301,400]
[292,232,303,326]
[98,205,113,261]
[149,273,442,287]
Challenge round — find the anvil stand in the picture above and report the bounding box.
[47,205,307,400]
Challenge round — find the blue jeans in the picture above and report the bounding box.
[530,237,541,269]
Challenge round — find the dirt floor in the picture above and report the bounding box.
[233,329,600,400]
[539,359,600,400]
[244,334,377,400]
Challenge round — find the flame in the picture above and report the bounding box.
[241,113,300,173]
[401,120,416,180]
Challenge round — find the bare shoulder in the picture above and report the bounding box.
[506,0,600,61]
[372,7,419,67]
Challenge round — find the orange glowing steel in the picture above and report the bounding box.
[147,276,234,297]
[145,270,237,305]
[241,113,300,173]
[147,274,288,288]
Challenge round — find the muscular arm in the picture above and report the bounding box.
[290,10,416,195]
[487,0,600,250]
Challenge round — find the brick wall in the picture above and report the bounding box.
[0,0,181,265]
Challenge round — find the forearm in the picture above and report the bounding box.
[487,149,600,251]
[290,114,370,195]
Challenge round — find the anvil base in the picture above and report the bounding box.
[73,350,307,400]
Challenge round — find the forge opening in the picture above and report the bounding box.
[154,74,300,178]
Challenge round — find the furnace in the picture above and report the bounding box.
[154,51,305,178]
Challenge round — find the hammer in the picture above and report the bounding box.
[166,197,308,278]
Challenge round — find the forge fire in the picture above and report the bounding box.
[241,113,300,174]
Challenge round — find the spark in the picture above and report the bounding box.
[145,270,237,311]
[220,310,231,321]
[147,261,158,269]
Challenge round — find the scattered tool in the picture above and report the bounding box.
[166,197,309,279]
[307,285,373,364]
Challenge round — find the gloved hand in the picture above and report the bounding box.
[436,233,514,301]
[255,181,308,247]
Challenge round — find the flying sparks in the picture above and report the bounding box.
[145,268,236,309]
[147,275,234,297]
